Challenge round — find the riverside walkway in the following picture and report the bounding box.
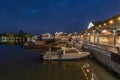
[82,43,120,76]
[81,43,119,54]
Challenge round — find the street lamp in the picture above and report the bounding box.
[99,24,101,28]
[109,20,114,24]
[118,17,120,21]
[103,23,106,26]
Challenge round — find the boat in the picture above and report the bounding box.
[43,47,90,60]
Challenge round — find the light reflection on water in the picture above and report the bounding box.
[0,45,119,80]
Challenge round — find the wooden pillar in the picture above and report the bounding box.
[92,30,95,45]
[113,30,116,48]
[97,33,99,44]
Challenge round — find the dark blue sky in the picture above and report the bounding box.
[0,0,120,34]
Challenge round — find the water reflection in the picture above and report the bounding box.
[0,41,26,47]
[40,60,119,80]
[0,43,119,80]
[38,61,87,80]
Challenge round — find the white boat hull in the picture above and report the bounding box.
[43,52,90,60]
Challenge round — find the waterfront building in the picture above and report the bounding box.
[31,35,39,42]
[54,32,70,42]
[41,33,52,40]
[55,32,64,39]
[71,35,80,43]
[1,36,8,42]
[79,14,120,75]
[80,14,120,47]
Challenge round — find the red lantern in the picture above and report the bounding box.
[87,33,90,36]
[102,30,107,34]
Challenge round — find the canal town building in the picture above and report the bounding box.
[41,33,52,40]
[79,14,120,76]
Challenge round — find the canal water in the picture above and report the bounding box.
[0,45,119,80]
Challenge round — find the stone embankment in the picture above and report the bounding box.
[82,43,120,76]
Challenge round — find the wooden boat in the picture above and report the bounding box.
[43,47,90,60]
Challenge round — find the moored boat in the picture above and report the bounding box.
[43,47,90,60]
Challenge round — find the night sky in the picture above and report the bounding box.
[0,0,120,34]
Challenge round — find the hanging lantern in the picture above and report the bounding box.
[102,29,107,34]
[87,33,90,36]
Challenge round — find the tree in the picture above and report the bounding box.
[5,32,14,38]
[18,30,26,37]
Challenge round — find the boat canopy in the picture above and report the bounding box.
[65,49,79,54]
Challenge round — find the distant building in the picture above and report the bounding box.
[41,33,52,40]
[31,35,39,42]
[1,36,8,42]
[55,32,64,39]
